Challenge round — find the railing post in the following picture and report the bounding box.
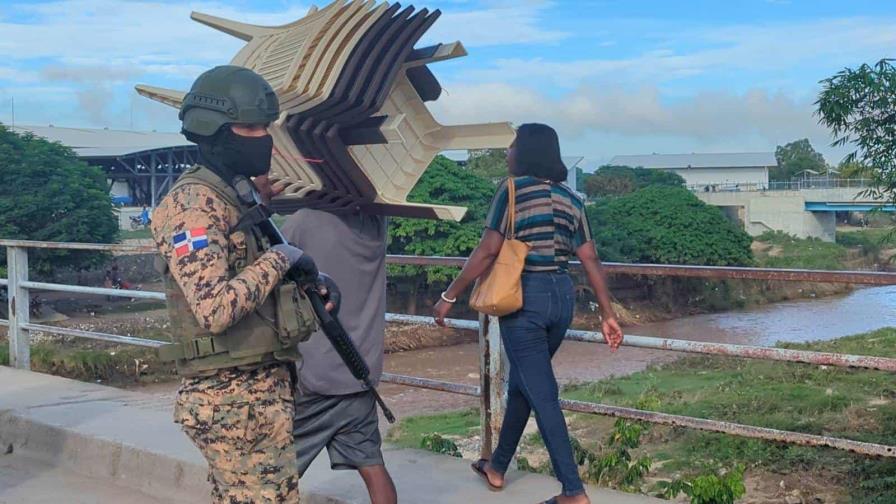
[478,313,507,458]
[7,246,30,369]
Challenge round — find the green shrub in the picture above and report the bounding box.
[655,465,746,504]
[0,125,118,274]
[420,433,461,457]
[587,186,753,266]
[583,165,685,198]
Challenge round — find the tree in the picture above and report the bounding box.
[837,161,872,179]
[466,148,508,181]
[583,165,685,198]
[0,124,118,274]
[387,155,497,313]
[772,139,827,181]
[586,186,752,266]
[575,166,589,193]
[816,59,896,200]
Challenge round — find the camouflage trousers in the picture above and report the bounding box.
[174,364,300,503]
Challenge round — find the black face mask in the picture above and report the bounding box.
[201,127,273,178]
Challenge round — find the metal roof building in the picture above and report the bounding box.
[10,125,198,207]
[609,152,776,170]
[608,152,776,190]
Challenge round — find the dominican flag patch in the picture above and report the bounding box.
[173,228,209,257]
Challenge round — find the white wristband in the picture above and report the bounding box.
[440,292,457,304]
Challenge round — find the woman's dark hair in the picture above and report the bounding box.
[510,123,568,183]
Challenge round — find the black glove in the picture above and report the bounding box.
[315,273,341,317]
[271,244,318,282]
[293,254,319,282]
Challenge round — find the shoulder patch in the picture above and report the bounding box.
[173,227,209,257]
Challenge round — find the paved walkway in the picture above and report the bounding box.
[0,367,662,503]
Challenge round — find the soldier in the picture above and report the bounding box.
[151,65,320,503]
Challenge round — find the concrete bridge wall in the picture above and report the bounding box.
[697,191,837,241]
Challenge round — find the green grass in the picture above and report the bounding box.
[90,301,167,315]
[0,336,173,382]
[390,329,896,502]
[755,231,847,270]
[837,227,896,258]
[386,408,480,450]
[119,228,152,240]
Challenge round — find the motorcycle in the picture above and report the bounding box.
[128,215,147,230]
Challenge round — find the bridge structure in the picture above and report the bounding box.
[2,240,896,502]
[694,179,894,241]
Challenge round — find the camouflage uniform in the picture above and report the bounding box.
[152,181,300,503]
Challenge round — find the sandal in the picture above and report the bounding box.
[471,458,503,491]
[540,498,559,504]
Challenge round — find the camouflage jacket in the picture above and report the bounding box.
[151,180,290,334]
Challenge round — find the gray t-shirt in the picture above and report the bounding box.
[282,209,387,396]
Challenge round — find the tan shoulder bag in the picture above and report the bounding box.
[469,178,532,316]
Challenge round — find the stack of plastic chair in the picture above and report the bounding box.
[137,0,515,221]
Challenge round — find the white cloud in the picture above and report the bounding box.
[0,66,40,84]
[423,1,568,47]
[431,82,840,159]
[0,0,313,78]
[460,17,896,87]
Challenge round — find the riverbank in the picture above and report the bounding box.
[387,329,896,503]
[605,228,894,326]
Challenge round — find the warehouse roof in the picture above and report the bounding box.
[608,152,776,169]
[8,124,191,158]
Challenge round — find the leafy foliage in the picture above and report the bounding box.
[466,148,508,181]
[772,138,827,181]
[0,124,118,274]
[837,160,873,179]
[817,59,896,202]
[755,231,846,270]
[387,156,497,286]
[586,186,753,266]
[654,466,746,504]
[583,165,685,198]
[420,433,462,458]
[518,420,652,492]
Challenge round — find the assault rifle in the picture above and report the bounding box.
[234,177,396,424]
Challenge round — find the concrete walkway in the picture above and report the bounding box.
[0,367,662,503]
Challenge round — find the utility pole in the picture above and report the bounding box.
[11,97,14,128]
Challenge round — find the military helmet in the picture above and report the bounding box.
[179,65,280,137]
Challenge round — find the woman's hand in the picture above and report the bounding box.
[602,317,624,351]
[433,299,453,327]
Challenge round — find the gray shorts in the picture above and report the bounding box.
[294,390,384,475]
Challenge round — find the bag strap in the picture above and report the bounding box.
[505,177,517,240]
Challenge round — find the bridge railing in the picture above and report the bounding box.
[687,178,872,193]
[2,239,896,459]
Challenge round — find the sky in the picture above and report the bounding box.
[1,0,894,168]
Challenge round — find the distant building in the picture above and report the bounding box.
[10,125,196,208]
[608,152,775,191]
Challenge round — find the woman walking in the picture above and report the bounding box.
[433,123,623,504]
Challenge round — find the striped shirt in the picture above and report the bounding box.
[485,176,593,272]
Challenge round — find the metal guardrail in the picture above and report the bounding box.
[2,239,896,459]
[687,178,873,193]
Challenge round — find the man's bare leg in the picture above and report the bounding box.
[358,465,397,504]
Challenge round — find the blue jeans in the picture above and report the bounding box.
[490,272,584,497]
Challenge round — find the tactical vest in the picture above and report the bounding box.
[155,165,317,377]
